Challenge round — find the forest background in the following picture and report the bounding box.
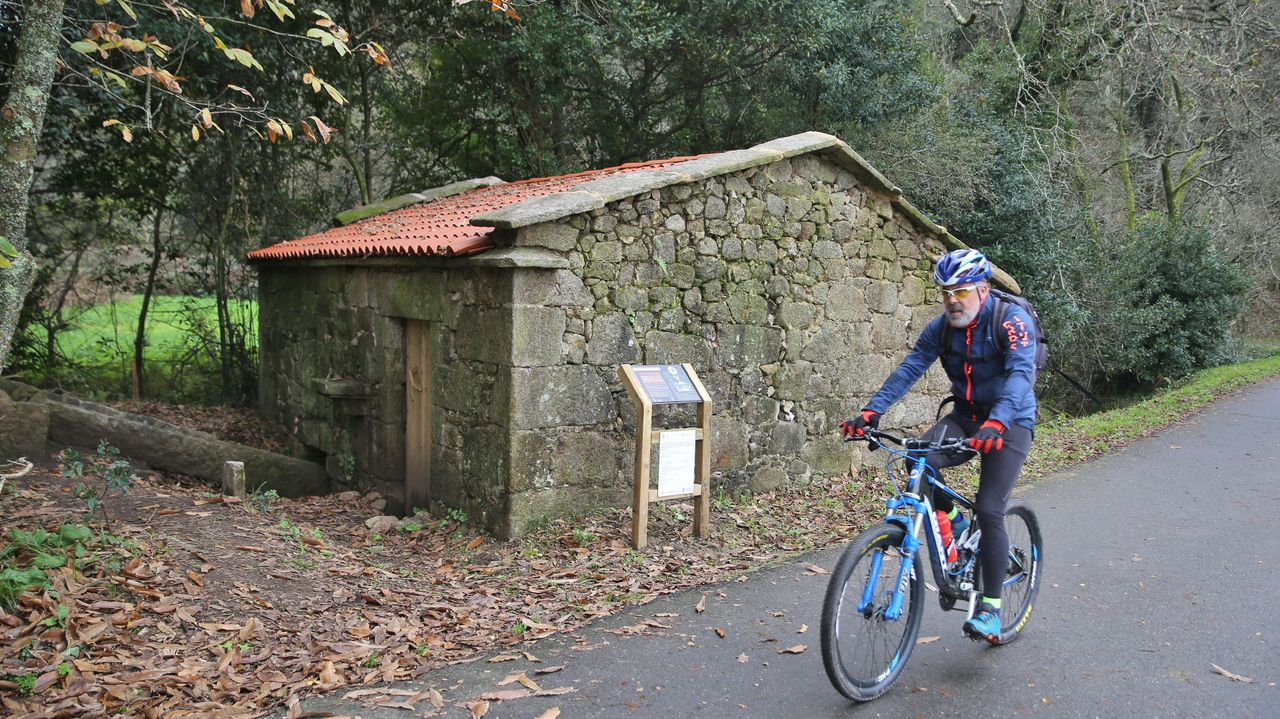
[1,0,1277,414]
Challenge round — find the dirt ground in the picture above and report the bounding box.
[0,409,882,718]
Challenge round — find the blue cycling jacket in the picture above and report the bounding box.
[863,296,1038,430]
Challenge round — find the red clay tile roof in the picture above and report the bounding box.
[247,155,708,261]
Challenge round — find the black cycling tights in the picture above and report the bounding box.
[918,413,1032,602]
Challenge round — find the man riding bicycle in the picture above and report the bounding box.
[840,248,1037,644]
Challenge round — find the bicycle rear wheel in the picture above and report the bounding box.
[996,499,1042,644]
[820,523,924,701]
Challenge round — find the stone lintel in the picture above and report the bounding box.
[458,247,570,269]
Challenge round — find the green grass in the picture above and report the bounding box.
[35,294,257,360]
[18,294,258,402]
[1026,348,1280,481]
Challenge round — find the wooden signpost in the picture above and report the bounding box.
[618,364,712,550]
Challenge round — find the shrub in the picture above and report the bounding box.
[1060,214,1251,392]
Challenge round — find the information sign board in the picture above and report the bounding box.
[631,364,702,404]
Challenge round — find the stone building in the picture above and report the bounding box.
[248,132,1019,538]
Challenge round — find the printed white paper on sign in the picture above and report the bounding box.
[657,429,697,498]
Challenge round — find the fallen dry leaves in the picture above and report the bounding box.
[0,449,884,718]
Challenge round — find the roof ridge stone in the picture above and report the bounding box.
[333,176,506,226]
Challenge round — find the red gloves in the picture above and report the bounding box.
[969,419,1005,453]
[840,410,880,439]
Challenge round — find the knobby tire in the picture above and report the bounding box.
[821,523,924,701]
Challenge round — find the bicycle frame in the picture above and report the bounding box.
[857,438,982,621]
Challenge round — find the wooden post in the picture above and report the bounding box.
[686,363,712,539]
[405,320,432,514]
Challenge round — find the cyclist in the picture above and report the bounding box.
[840,248,1037,644]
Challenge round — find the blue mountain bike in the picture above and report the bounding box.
[820,428,1043,701]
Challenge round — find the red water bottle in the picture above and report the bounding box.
[936,510,957,562]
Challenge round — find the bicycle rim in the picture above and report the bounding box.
[998,499,1042,643]
[821,524,924,701]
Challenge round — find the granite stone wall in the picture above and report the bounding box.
[497,153,953,533]
[258,263,526,528]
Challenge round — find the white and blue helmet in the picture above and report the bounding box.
[933,249,991,286]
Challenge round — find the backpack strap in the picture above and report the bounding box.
[989,293,1009,356]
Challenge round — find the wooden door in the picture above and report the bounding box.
[405,320,432,513]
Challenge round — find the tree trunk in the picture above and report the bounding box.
[133,210,165,399]
[0,0,66,372]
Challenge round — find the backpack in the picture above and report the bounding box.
[941,288,1048,384]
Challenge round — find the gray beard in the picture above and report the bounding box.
[946,308,979,328]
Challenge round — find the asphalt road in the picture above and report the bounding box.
[280,379,1280,719]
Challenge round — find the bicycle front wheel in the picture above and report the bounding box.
[996,499,1042,644]
[820,523,924,701]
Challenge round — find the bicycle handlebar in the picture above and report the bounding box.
[849,428,976,455]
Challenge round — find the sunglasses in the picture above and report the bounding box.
[939,285,982,300]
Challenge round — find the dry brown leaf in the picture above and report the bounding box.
[916,635,941,644]
[804,563,830,575]
[409,688,444,708]
[467,700,490,718]
[714,627,725,638]
[488,654,520,663]
[779,644,807,654]
[695,594,707,613]
[798,624,808,633]
[476,689,530,701]
[533,665,565,675]
[497,671,527,686]
[736,653,749,663]
[1211,663,1255,683]
[517,674,541,691]
[236,545,267,552]
[535,709,561,719]
[534,687,576,697]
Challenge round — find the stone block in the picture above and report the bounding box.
[510,365,615,429]
[512,305,566,366]
[865,281,899,314]
[514,221,581,250]
[590,240,623,264]
[717,325,784,367]
[901,274,925,307]
[613,285,649,311]
[455,306,512,364]
[777,301,816,330]
[554,430,623,487]
[802,436,853,475]
[667,263,697,289]
[587,313,640,365]
[704,196,727,219]
[825,282,868,321]
[748,465,788,493]
[768,421,806,455]
[508,430,556,493]
[643,330,713,368]
[871,313,909,352]
[726,292,769,324]
[382,273,452,322]
[513,269,591,308]
[771,361,812,400]
[712,416,750,471]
